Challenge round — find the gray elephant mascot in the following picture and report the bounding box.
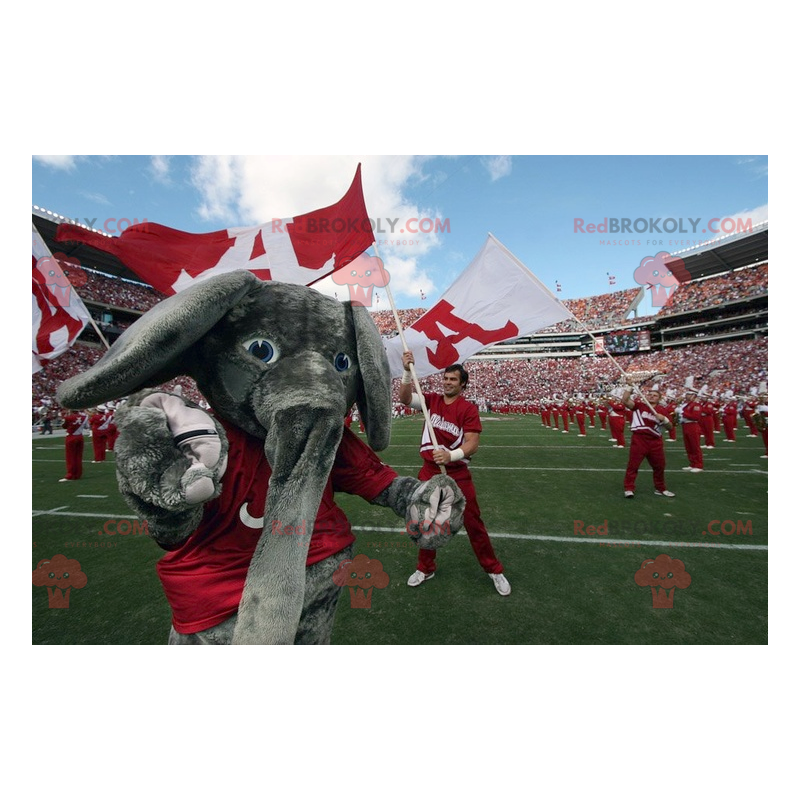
[56,270,465,645]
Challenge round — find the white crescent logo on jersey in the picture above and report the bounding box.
[238,502,264,530]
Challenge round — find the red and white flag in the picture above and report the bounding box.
[384,234,572,379]
[54,165,373,296]
[32,224,91,374]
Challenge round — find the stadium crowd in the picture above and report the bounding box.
[33,261,768,428]
[390,337,767,411]
[79,269,165,313]
[539,288,641,333]
[659,263,767,316]
[370,308,427,335]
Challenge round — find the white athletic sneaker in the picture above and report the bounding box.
[490,573,511,596]
[407,570,434,587]
[655,490,676,497]
[624,490,635,498]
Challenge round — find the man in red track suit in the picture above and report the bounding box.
[399,351,511,596]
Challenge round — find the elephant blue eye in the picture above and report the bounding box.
[243,338,279,364]
[334,352,351,372]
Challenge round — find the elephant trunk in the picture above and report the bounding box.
[232,360,346,644]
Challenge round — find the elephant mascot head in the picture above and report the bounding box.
[56,269,397,644]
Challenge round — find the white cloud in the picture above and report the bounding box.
[78,190,111,206]
[33,155,82,170]
[735,155,768,179]
[481,155,512,181]
[149,155,172,184]
[722,203,768,228]
[188,155,449,303]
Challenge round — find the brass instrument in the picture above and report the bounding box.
[753,411,767,431]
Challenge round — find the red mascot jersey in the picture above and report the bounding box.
[158,422,397,634]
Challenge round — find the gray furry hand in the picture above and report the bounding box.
[406,475,465,550]
[114,391,229,512]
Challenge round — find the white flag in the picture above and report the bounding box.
[384,234,571,378]
[32,224,91,373]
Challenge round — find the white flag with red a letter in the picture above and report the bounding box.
[384,234,571,378]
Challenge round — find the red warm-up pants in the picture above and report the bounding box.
[91,432,108,461]
[416,461,503,576]
[681,422,703,469]
[609,415,625,447]
[624,432,667,492]
[64,435,84,480]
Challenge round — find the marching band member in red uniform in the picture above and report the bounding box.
[60,410,89,481]
[621,386,674,498]
[105,403,118,451]
[756,388,768,458]
[742,393,759,437]
[559,398,570,433]
[89,405,112,462]
[608,391,627,448]
[699,387,716,449]
[597,401,608,430]
[663,389,678,441]
[722,392,739,442]
[574,396,587,437]
[678,386,704,472]
[541,399,552,428]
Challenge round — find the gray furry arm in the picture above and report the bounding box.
[370,476,422,517]
[113,389,228,550]
[118,494,205,551]
[370,474,465,549]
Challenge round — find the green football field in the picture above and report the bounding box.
[31,415,768,645]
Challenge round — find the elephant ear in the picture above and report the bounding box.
[57,271,260,409]
[347,302,392,451]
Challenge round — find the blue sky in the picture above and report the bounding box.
[32,155,768,315]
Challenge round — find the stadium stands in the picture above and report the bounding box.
[32,212,768,426]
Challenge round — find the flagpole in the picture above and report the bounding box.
[567,316,664,416]
[87,315,111,351]
[371,241,447,475]
[486,233,662,417]
[557,289,662,415]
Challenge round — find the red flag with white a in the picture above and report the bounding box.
[384,234,571,378]
[32,224,92,374]
[54,165,373,296]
